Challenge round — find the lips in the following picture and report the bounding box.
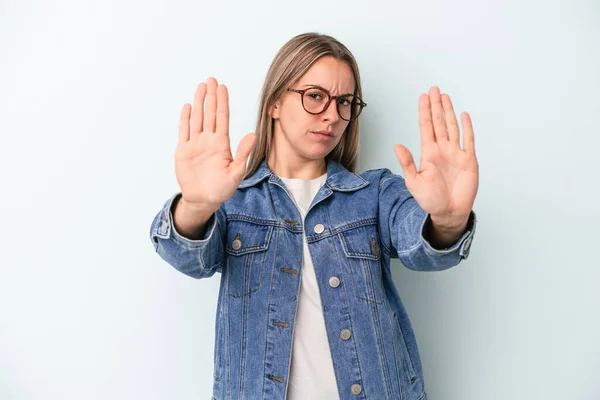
[312,130,334,137]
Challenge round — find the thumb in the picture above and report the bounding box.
[232,133,257,178]
[394,144,417,181]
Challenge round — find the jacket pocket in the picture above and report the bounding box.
[338,223,384,304]
[225,219,273,298]
[392,311,417,385]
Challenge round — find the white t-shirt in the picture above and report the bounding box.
[279,173,340,399]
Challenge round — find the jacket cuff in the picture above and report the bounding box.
[150,193,219,250]
[420,210,477,260]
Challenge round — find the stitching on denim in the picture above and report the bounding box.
[328,226,366,393]
[228,251,263,298]
[306,217,378,243]
[368,284,393,398]
[361,258,384,305]
[225,225,274,256]
[239,260,251,397]
[262,227,281,397]
[339,231,384,305]
[227,214,279,225]
[389,310,404,398]
[337,226,382,261]
[227,214,302,233]
[395,241,422,255]
[396,313,417,379]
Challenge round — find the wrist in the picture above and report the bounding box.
[180,197,220,217]
[430,212,470,232]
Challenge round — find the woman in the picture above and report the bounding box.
[150,32,478,400]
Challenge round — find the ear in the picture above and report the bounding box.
[269,101,281,119]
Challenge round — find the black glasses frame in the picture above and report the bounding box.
[286,86,367,121]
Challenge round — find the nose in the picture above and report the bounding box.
[321,98,340,123]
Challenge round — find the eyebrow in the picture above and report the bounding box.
[301,84,355,97]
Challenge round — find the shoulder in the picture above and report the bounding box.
[358,167,407,189]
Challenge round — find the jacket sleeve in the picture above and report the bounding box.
[377,168,477,271]
[149,192,226,279]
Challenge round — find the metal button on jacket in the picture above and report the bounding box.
[232,239,242,250]
[329,276,340,288]
[340,329,352,340]
[313,223,325,234]
[351,384,362,395]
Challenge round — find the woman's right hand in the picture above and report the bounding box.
[175,77,257,212]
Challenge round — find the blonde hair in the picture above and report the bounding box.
[243,32,363,179]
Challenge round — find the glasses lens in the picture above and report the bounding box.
[338,95,364,121]
[302,88,329,114]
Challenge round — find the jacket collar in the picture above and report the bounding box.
[239,157,369,192]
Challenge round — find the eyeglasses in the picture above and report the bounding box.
[286,86,367,122]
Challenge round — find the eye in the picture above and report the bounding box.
[304,88,328,102]
[307,92,325,100]
[338,97,353,106]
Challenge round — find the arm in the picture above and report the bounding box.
[384,86,478,269]
[149,78,255,279]
[378,169,476,271]
[149,192,226,279]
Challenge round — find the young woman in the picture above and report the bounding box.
[150,32,478,400]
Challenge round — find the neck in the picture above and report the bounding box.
[267,152,327,180]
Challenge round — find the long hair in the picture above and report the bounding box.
[243,32,363,179]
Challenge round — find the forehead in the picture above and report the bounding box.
[294,56,355,94]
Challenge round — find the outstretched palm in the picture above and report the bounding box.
[394,86,479,228]
[175,77,256,209]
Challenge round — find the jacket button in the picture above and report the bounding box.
[328,276,340,288]
[340,329,352,340]
[351,383,362,395]
[232,239,242,250]
[314,223,325,234]
[371,237,380,256]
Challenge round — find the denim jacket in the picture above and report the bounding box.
[149,157,477,400]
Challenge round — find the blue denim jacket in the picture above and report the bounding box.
[150,157,477,400]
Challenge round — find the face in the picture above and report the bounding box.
[270,56,355,162]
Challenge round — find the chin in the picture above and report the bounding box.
[302,146,336,160]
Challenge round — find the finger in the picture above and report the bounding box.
[190,83,206,134]
[441,94,460,145]
[232,133,257,178]
[178,103,191,144]
[419,94,435,146]
[394,144,417,181]
[461,112,476,155]
[216,84,229,135]
[429,86,448,142]
[203,77,218,133]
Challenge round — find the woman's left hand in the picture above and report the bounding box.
[394,86,479,229]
